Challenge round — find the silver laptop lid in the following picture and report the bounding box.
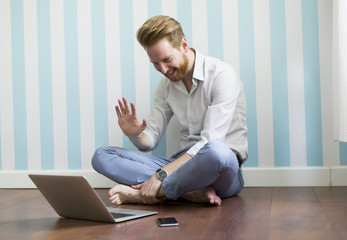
[28,174,157,223]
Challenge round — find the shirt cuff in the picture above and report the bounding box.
[142,129,156,151]
[186,139,208,157]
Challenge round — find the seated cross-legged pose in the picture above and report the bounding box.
[92,15,248,206]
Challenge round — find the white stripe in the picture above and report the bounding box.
[337,0,347,141]
[105,0,123,147]
[222,0,240,76]
[0,0,15,170]
[332,0,339,140]
[162,0,177,19]
[51,0,68,169]
[161,0,181,157]
[318,0,339,165]
[77,0,95,169]
[23,0,41,170]
[191,0,208,55]
[285,0,307,167]
[133,1,151,127]
[253,0,275,167]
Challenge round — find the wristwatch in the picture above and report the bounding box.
[156,168,168,181]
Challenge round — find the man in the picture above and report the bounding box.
[92,15,248,206]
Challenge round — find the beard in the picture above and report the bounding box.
[165,53,188,82]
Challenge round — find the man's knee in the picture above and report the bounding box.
[203,140,232,159]
[202,141,238,168]
[91,146,111,171]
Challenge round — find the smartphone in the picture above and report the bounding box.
[156,217,179,227]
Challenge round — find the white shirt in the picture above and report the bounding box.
[143,51,248,163]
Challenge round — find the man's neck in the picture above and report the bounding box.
[182,49,196,93]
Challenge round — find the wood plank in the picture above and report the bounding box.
[84,201,226,240]
[202,187,273,240]
[0,189,42,211]
[0,189,58,240]
[269,187,337,240]
[314,187,347,240]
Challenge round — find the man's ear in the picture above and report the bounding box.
[181,38,189,52]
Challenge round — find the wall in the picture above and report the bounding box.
[0,0,346,187]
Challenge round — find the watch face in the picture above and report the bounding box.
[157,170,167,180]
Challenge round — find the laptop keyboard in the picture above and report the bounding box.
[111,212,136,219]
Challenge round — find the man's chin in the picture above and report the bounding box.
[167,77,182,82]
[165,73,181,82]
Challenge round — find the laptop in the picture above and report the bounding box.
[28,174,158,223]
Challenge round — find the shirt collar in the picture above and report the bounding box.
[170,49,205,94]
[192,50,205,82]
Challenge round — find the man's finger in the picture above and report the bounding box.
[115,106,121,118]
[130,102,137,116]
[142,119,147,128]
[122,97,131,114]
[118,99,126,114]
[131,184,142,189]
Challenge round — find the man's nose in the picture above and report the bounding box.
[158,63,168,74]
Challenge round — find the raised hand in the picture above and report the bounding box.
[115,97,147,137]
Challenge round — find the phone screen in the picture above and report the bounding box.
[157,217,179,227]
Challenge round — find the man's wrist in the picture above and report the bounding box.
[156,168,168,181]
[129,132,152,151]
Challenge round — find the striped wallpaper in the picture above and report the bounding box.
[0,0,346,172]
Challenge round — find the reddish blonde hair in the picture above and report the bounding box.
[136,15,185,49]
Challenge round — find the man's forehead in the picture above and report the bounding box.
[146,40,179,62]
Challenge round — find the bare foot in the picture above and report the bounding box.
[181,187,222,206]
[205,187,222,205]
[108,184,143,205]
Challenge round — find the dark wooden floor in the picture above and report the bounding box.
[1,187,347,240]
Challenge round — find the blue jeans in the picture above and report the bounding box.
[92,140,244,200]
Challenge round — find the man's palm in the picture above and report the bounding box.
[115,97,147,137]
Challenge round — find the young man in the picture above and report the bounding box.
[92,15,248,206]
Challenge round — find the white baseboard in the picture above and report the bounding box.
[0,170,116,188]
[331,166,347,186]
[242,167,332,187]
[0,167,346,188]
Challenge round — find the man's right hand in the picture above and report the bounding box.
[115,97,147,137]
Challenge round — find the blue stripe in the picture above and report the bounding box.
[302,0,323,166]
[238,0,258,167]
[177,0,193,46]
[37,0,54,169]
[91,0,109,148]
[269,0,290,167]
[207,0,223,60]
[148,0,162,104]
[64,0,81,169]
[340,142,347,165]
[119,0,137,151]
[147,0,161,20]
[148,0,167,157]
[11,0,28,170]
